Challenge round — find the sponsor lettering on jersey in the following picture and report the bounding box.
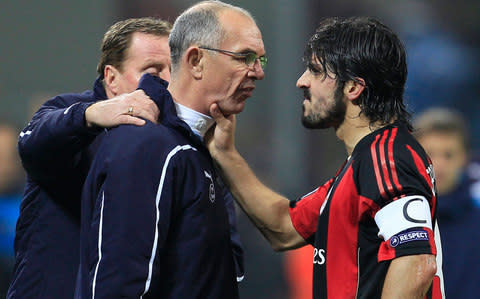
[313,247,326,265]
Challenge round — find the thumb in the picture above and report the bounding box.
[209,103,225,124]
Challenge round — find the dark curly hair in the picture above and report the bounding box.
[304,17,412,130]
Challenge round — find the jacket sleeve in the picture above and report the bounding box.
[18,94,100,182]
[89,130,179,298]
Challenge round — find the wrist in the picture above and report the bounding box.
[84,104,96,128]
[82,103,103,134]
[215,147,240,165]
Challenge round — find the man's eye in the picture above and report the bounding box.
[145,66,164,76]
[244,53,257,65]
[233,56,248,62]
[143,70,158,77]
[307,63,320,73]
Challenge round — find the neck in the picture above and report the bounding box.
[173,101,214,139]
[168,77,209,116]
[335,104,388,155]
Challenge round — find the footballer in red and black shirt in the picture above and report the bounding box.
[290,122,444,298]
[208,16,445,299]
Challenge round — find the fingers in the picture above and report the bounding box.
[123,90,160,124]
[209,103,228,127]
[85,89,161,129]
[204,123,216,143]
[209,103,236,132]
[117,115,146,126]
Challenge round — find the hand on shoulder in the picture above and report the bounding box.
[85,90,160,128]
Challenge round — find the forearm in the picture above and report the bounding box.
[19,101,98,179]
[381,254,437,299]
[215,149,304,250]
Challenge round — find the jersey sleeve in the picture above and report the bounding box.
[355,129,437,261]
[87,130,187,298]
[18,94,100,182]
[289,178,334,244]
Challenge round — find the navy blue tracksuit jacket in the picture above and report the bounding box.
[77,74,239,298]
[9,80,106,299]
[10,75,243,298]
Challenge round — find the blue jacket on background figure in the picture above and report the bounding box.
[437,158,480,299]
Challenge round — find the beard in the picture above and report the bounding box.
[301,86,346,129]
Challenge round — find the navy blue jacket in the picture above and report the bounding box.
[77,74,239,298]
[10,76,243,298]
[8,80,105,299]
[437,162,480,299]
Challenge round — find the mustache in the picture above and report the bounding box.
[303,88,311,100]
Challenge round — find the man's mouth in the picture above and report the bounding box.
[303,89,311,101]
[239,86,255,97]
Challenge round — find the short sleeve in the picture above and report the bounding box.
[289,178,334,244]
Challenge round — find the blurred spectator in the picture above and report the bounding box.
[0,123,24,297]
[413,107,480,299]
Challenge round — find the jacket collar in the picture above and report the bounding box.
[137,74,206,147]
[92,76,108,101]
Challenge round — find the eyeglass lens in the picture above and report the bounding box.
[245,53,267,69]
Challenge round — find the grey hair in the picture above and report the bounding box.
[169,0,254,73]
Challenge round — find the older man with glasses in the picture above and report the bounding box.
[75,1,265,298]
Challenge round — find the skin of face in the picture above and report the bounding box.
[296,66,346,129]
[201,10,265,116]
[418,132,467,195]
[111,32,171,95]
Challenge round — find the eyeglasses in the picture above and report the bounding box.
[199,46,267,70]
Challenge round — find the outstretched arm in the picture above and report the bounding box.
[206,104,305,251]
[18,89,159,182]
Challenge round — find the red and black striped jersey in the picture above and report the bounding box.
[289,122,444,299]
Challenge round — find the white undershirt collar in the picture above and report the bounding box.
[174,102,215,139]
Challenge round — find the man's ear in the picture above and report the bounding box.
[184,47,204,79]
[344,78,366,102]
[103,65,121,96]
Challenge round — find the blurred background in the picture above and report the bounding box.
[0,0,479,298]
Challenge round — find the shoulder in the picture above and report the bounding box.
[102,122,198,165]
[107,121,175,149]
[41,90,95,108]
[352,125,434,203]
[353,125,429,172]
